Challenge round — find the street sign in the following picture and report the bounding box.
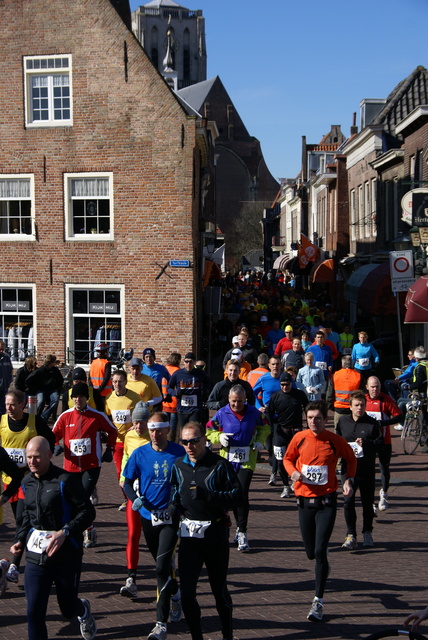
[169,260,190,268]
[389,250,414,292]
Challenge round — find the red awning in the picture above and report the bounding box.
[405,275,428,323]
[273,254,290,270]
[312,258,335,283]
[345,262,402,316]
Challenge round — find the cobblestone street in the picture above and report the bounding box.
[1,430,428,640]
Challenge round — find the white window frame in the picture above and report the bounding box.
[364,181,370,238]
[24,54,73,128]
[0,284,36,364]
[64,172,114,241]
[0,174,35,241]
[350,189,356,242]
[65,284,124,367]
[371,178,377,236]
[358,185,363,241]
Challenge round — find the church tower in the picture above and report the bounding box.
[131,0,207,89]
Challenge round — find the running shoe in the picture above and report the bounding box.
[393,423,403,431]
[233,527,239,544]
[78,598,97,640]
[118,501,127,512]
[6,562,19,584]
[378,489,388,511]
[268,473,276,486]
[342,534,358,550]
[363,531,374,547]
[373,502,378,517]
[147,622,167,640]
[237,532,250,552]
[83,527,97,549]
[307,597,323,621]
[90,487,99,506]
[120,577,138,598]
[169,594,182,622]
[280,485,291,498]
[0,559,10,597]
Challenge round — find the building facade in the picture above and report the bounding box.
[0,0,211,368]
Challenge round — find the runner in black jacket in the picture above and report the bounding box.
[169,422,242,640]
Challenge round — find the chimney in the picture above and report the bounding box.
[350,112,358,135]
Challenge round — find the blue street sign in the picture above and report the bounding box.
[169,260,190,268]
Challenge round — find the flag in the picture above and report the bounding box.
[298,234,319,269]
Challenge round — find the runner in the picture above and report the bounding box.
[123,412,185,640]
[169,421,242,640]
[53,382,117,548]
[284,400,356,622]
[206,384,269,551]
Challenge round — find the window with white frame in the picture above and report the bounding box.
[64,173,113,240]
[0,286,35,362]
[0,175,35,239]
[358,185,363,241]
[67,286,123,365]
[364,181,370,238]
[371,178,377,236]
[350,189,356,242]
[24,55,72,127]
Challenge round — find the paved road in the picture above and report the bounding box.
[1,428,428,640]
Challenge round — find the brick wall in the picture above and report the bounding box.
[0,0,201,366]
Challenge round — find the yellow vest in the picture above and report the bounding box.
[0,413,37,484]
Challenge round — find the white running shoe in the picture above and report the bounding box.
[147,622,167,640]
[307,597,323,621]
[120,577,138,598]
[394,423,403,431]
[90,487,99,506]
[78,598,97,640]
[233,527,239,544]
[342,534,358,550]
[378,489,388,511]
[268,473,276,486]
[6,562,19,584]
[83,527,97,548]
[237,531,250,552]
[281,485,291,498]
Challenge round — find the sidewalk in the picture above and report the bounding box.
[1,430,428,640]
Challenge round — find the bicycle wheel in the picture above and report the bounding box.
[364,629,428,639]
[402,413,423,454]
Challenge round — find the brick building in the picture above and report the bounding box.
[0,0,212,368]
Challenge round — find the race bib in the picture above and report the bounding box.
[180,518,211,538]
[343,348,352,355]
[112,409,131,424]
[151,510,172,526]
[316,361,327,370]
[5,447,26,468]
[273,445,285,461]
[358,358,370,367]
[366,411,382,420]
[349,442,364,458]
[69,438,91,456]
[27,529,55,554]
[227,445,250,463]
[301,464,328,485]
[181,395,197,408]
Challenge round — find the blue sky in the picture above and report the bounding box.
[129,0,428,182]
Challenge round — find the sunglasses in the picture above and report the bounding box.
[181,437,202,446]
[184,360,193,363]
[280,382,292,386]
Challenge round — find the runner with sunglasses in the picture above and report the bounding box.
[168,422,242,640]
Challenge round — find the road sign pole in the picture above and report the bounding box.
[396,291,404,369]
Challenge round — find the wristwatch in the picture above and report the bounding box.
[62,526,70,537]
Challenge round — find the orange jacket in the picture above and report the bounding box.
[247,367,269,388]
[331,369,362,409]
[89,358,112,397]
[162,364,179,413]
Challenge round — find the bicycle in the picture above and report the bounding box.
[401,392,428,455]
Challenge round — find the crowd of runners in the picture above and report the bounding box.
[0,271,427,639]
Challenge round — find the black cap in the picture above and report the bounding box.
[184,352,196,361]
[72,367,87,381]
[71,382,89,398]
[280,372,293,383]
